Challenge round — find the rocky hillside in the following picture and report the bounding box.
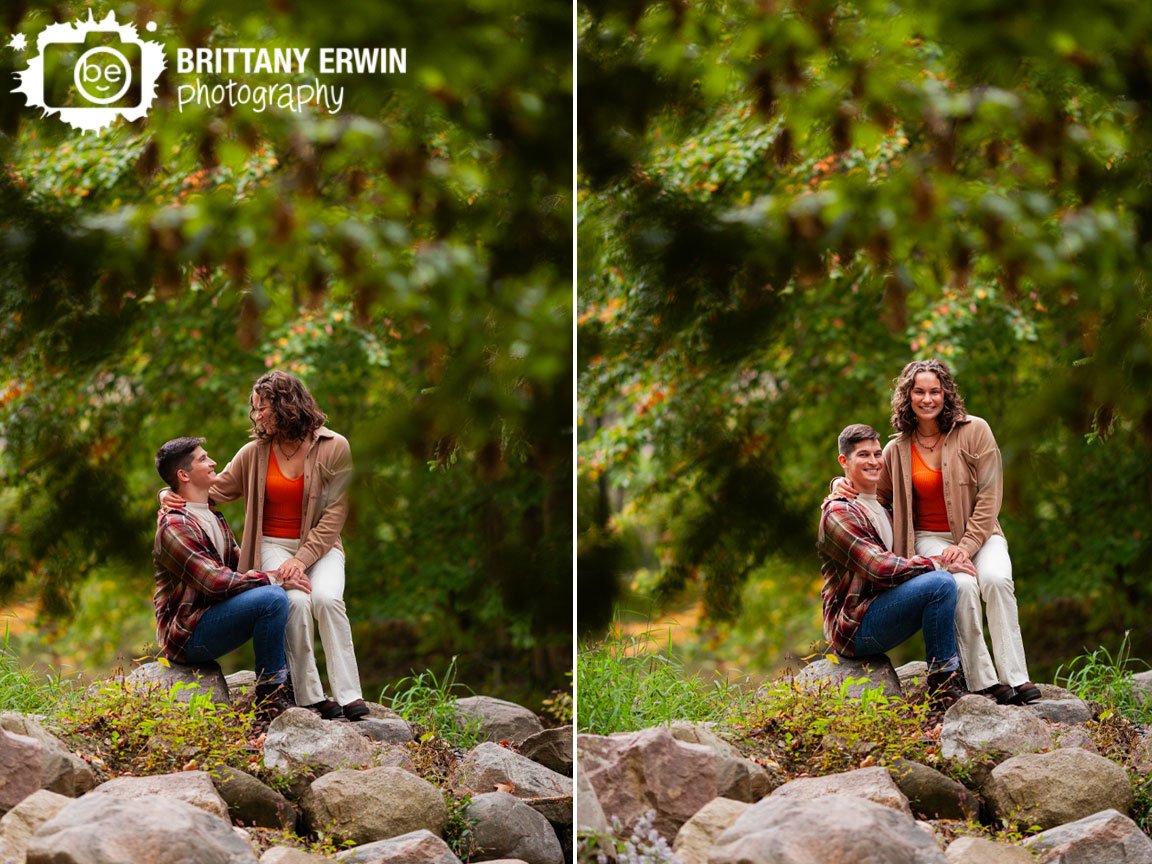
[577,656,1152,864]
[0,661,574,864]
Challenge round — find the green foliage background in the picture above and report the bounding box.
[0,0,571,706]
[579,0,1152,678]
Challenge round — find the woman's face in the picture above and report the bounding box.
[909,371,944,427]
[251,391,276,435]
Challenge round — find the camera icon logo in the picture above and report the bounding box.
[12,10,166,133]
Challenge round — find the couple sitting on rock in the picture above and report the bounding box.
[818,360,1041,710]
[150,372,370,723]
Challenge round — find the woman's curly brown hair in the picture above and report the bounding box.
[890,359,967,434]
[249,371,327,442]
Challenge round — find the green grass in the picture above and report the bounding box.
[1054,631,1152,725]
[380,656,485,749]
[0,628,79,716]
[577,625,754,734]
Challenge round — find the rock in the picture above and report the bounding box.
[363,702,404,721]
[124,660,231,705]
[301,767,447,845]
[1035,684,1080,701]
[578,727,771,841]
[88,771,231,821]
[467,792,563,864]
[671,798,749,864]
[940,695,1053,762]
[260,849,328,864]
[887,759,980,821]
[263,708,374,776]
[1131,670,1152,702]
[710,793,946,864]
[334,830,461,864]
[518,728,572,776]
[226,670,258,702]
[455,742,570,800]
[26,794,258,863]
[1024,698,1093,725]
[944,836,1034,863]
[792,654,902,698]
[521,795,571,826]
[1024,808,1152,863]
[575,765,608,835]
[0,714,96,798]
[985,748,1133,830]
[211,766,297,831]
[1052,725,1098,753]
[896,661,931,692]
[0,789,71,864]
[455,697,544,746]
[351,719,414,745]
[771,766,912,816]
[0,730,49,816]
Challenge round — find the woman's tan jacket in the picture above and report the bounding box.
[210,426,353,572]
[877,415,1005,560]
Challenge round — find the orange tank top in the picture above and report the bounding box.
[262,449,304,539]
[911,445,950,532]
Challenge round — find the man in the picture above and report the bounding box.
[153,437,307,719]
[819,423,971,706]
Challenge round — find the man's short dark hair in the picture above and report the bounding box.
[156,437,205,491]
[838,423,880,456]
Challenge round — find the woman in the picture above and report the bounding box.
[163,371,368,720]
[835,359,1040,705]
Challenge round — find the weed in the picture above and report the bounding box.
[0,626,79,715]
[380,656,484,750]
[542,670,573,726]
[443,791,478,861]
[577,625,753,734]
[1055,632,1152,725]
[578,810,680,864]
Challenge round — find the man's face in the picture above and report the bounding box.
[839,439,883,494]
[180,446,217,492]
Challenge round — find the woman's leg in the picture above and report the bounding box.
[184,585,288,685]
[261,536,325,706]
[916,531,999,690]
[973,534,1030,687]
[307,548,364,705]
[851,570,959,672]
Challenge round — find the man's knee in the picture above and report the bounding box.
[921,570,957,600]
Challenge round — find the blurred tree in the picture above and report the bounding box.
[578,0,1152,673]
[0,0,571,703]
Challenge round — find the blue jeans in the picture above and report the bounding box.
[852,570,959,673]
[184,585,289,685]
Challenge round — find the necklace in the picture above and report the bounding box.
[277,439,304,460]
[915,430,942,452]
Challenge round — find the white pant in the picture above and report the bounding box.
[260,535,364,705]
[915,532,1030,691]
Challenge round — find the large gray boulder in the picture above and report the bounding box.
[301,767,447,845]
[467,792,563,864]
[454,742,570,800]
[0,714,96,798]
[944,836,1034,863]
[0,789,71,864]
[578,727,770,841]
[887,759,980,821]
[1024,808,1152,863]
[792,655,902,698]
[985,748,1134,830]
[263,708,374,776]
[87,771,231,821]
[124,660,231,705]
[26,794,258,863]
[518,728,572,776]
[0,730,53,816]
[455,697,544,746]
[671,798,749,864]
[710,793,946,864]
[351,719,415,745]
[334,830,461,864]
[210,766,297,831]
[940,695,1053,761]
[771,766,912,816]
[1024,698,1093,725]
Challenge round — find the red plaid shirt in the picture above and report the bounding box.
[152,508,273,662]
[818,498,939,656]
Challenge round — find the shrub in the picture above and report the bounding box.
[0,628,78,715]
[1055,632,1152,725]
[381,656,484,750]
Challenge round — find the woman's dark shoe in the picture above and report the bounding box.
[1007,682,1043,705]
[926,670,967,710]
[254,683,292,721]
[342,699,370,721]
[976,683,1016,705]
[307,699,344,720]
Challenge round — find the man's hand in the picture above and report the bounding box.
[279,571,311,594]
[830,477,859,500]
[949,559,978,578]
